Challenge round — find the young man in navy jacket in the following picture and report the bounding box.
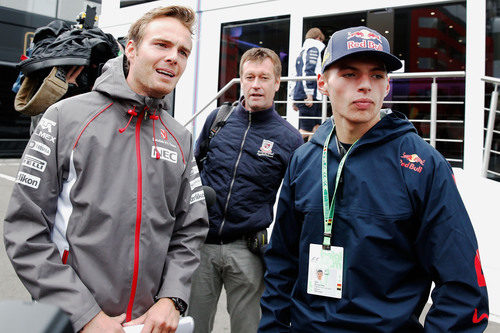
[189,48,303,333]
[259,26,489,332]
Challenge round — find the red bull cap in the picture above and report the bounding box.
[322,26,402,73]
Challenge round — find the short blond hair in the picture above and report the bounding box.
[127,6,195,47]
[305,28,325,42]
[239,48,282,80]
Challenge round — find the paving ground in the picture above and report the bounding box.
[0,158,497,332]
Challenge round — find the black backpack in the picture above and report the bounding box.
[196,101,237,171]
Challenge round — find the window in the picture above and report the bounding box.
[219,16,290,116]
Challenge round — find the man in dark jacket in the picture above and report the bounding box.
[259,26,489,332]
[189,48,303,333]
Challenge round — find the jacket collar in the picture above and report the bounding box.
[234,96,276,122]
[302,38,326,53]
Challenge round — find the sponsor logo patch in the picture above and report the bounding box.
[22,154,47,172]
[152,138,176,148]
[28,140,51,156]
[16,171,41,189]
[152,146,178,163]
[33,129,56,143]
[160,129,168,140]
[190,190,205,204]
[39,118,56,133]
[400,152,425,173]
[190,166,199,176]
[257,139,275,158]
[190,177,202,191]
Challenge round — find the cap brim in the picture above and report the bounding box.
[325,50,403,73]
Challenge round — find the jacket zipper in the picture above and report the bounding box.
[126,111,144,322]
[218,112,252,242]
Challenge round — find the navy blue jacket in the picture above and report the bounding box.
[195,100,303,244]
[259,111,489,332]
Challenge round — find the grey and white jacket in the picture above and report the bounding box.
[4,55,209,331]
[292,38,325,101]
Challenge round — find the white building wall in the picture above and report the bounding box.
[99,0,500,320]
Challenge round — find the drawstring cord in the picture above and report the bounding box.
[149,111,160,160]
[159,115,186,165]
[117,105,185,165]
[118,106,138,133]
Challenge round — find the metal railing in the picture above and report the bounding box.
[185,71,466,163]
[481,76,500,178]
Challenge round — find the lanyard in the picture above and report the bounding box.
[321,121,356,249]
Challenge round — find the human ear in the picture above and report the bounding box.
[384,78,391,98]
[317,73,329,96]
[125,40,136,60]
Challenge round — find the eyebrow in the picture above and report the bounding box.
[152,37,192,53]
[338,65,386,72]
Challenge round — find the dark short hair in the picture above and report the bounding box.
[127,6,195,47]
[239,48,282,80]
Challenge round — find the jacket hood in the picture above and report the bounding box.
[310,109,417,150]
[93,55,170,111]
[302,38,325,53]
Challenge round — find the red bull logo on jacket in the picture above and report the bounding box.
[346,29,383,51]
[400,152,425,173]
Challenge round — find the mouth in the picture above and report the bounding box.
[353,98,373,109]
[249,93,264,99]
[156,69,175,78]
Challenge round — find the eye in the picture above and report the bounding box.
[342,73,355,78]
[372,73,385,79]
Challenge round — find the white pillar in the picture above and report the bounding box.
[463,0,486,174]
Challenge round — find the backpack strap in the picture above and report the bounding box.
[196,101,237,170]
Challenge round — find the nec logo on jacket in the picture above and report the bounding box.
[152,146,178,163]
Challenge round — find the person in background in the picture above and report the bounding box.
[4,6,208,333]
[189,47,303,333]
[259,26,489,332]
[292,27,325,141]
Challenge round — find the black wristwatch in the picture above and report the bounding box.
[167,297,187,315]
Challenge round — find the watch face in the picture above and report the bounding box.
[169,297,187,314]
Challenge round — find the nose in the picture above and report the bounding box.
[251,78,262,89]
[163,48,178,64]
[357,74,371,93]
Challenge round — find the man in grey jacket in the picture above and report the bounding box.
[4,6,208,333]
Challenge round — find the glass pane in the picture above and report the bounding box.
[219,16,290,116]
[0,0,57,17]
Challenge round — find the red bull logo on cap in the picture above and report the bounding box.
[346,29,383,51]
[347,29,383,42]
[400,152,425,173]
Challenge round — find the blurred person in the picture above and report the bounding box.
[292,27,325,140]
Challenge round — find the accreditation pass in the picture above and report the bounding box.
[307,243,344,298]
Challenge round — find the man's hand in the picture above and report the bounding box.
[292,103,299,111]
[81,311,125,332]
[305,94,314,107]
[123,298,180,333]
